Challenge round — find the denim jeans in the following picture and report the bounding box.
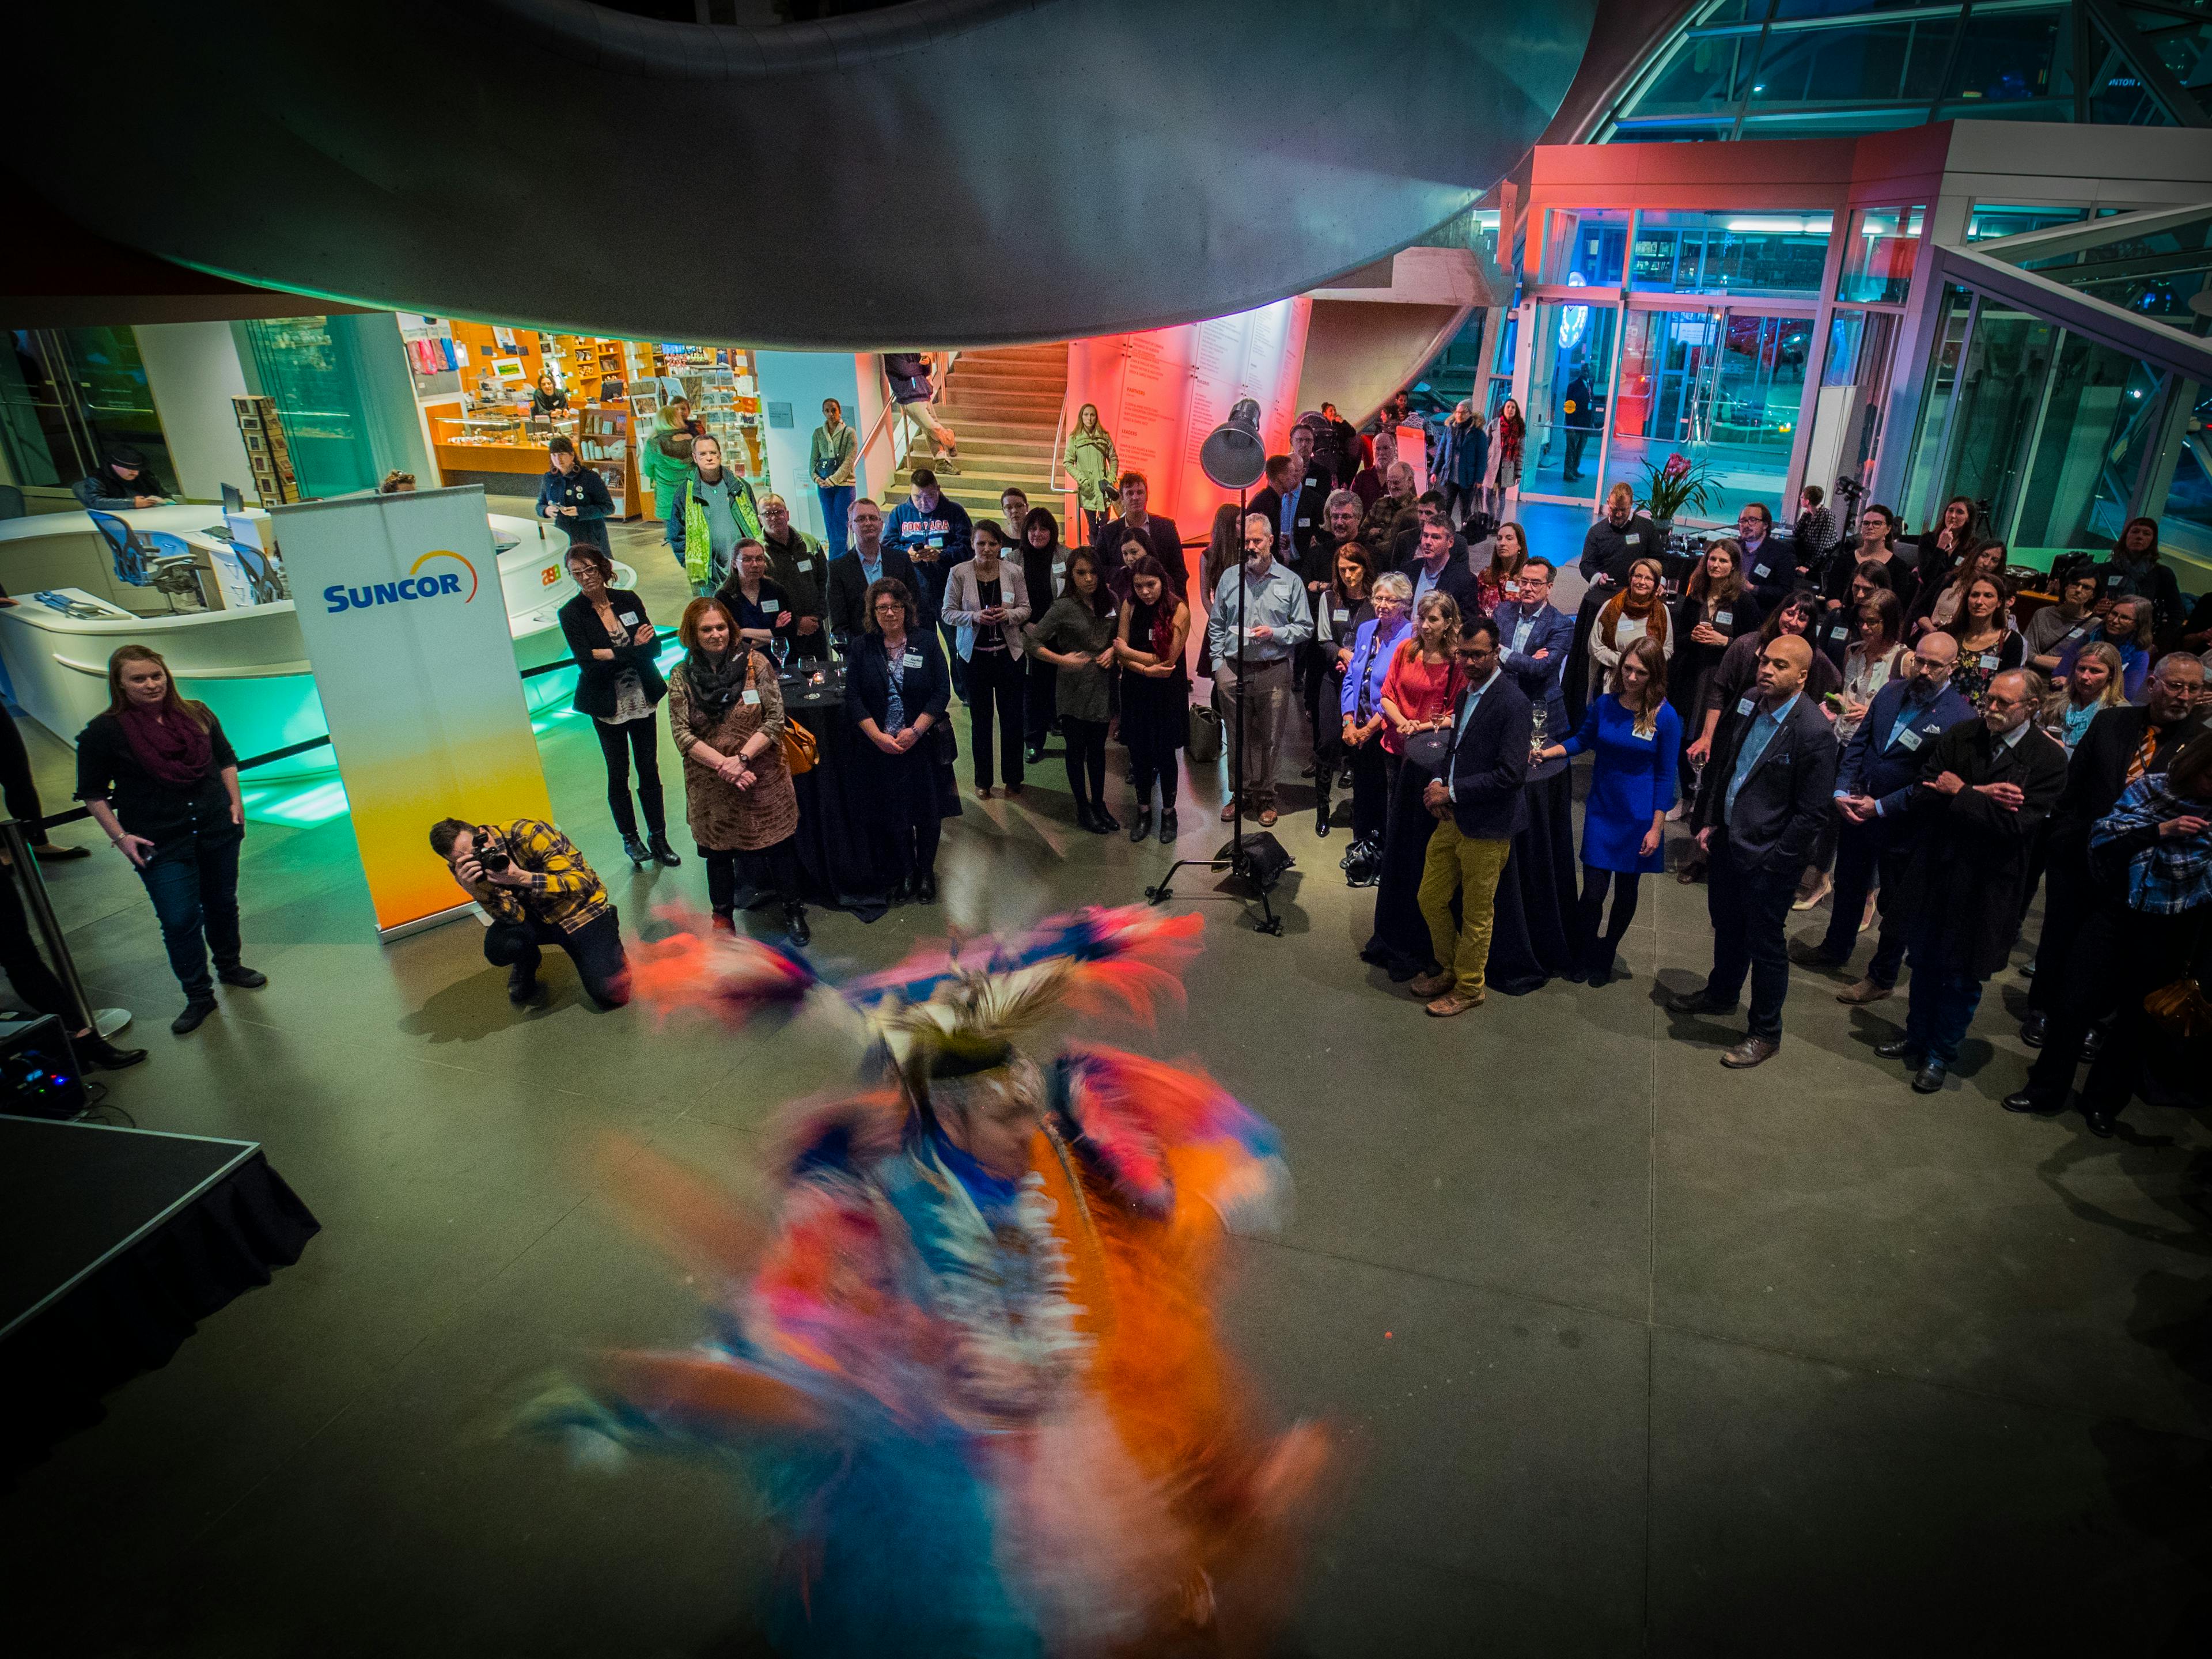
[817,484,854,558]
[1902,960,1984,1065]
[137,824,243,999]
[483,910,630,1007]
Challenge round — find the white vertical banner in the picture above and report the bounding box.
[274,485,552,937]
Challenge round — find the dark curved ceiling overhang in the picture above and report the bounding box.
[12,0,1598,347]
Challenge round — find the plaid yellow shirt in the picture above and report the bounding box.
[469,819,610,934]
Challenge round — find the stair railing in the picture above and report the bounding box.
[857,350,961,494]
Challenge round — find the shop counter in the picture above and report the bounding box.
[0,505,621,778]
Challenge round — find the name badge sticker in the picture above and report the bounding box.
[1633,727,1655,741]
[762,599,781,613]
[1624,533,1641,547]
[1979,652,2000,669]
[1897,728,1923,751]
[742,688,762,706]
[1828,625,1847,640]
[1753,563,1771,579]
[1737,696,1755,716]
[1297,518,1311,528]
[902,651,923,669]
[1714,609,1732,625]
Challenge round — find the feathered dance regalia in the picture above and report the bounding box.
[531,906,1328,1658]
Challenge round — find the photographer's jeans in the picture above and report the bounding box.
[136,823,244,1000]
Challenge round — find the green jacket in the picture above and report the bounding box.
[672,469,763,586]
[641,430,694,496]
[1063,427,1119,511]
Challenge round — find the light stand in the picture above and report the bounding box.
[1145,401,1290,934]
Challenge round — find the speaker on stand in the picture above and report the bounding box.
[1143,399,1291,935]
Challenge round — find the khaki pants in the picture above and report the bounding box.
[1220,655,1293,809]
[1417,818,1510,998]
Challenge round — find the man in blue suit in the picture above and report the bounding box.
[1490,556,1575,746]
[1411,615,1532,1017]
[1671,633,1839,1068]
[1790,632,1972,1002]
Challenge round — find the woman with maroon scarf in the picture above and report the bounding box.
[77,645,264,1034]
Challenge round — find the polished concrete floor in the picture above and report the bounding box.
[7,521,2211,1657]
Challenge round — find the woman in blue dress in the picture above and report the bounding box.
[1536,634,1680,985]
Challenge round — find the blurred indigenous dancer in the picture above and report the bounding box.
[529,906,1326,1657]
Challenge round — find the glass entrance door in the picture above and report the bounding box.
[1696,312,1814,522]
[1527,296,1618,505]
[0,327,177,495]
[1803,309,1900,502]
[1612,306,1724,497]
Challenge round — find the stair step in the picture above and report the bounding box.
[945,392,1063,414]
[935,418,1059,442]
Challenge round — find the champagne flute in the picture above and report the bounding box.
[771,636,790,677]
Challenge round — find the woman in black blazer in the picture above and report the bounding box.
[843,575,950,902]
[558,546,677,868]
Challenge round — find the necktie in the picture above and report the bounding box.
[2126,727,2159,786]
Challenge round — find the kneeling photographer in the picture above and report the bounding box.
[429,817,630,1009]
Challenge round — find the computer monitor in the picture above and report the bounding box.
[221,482,245,516]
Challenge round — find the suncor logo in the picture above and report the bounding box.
[324,551,480,613]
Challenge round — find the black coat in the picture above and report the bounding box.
[843,629,951,738]
[1741,533,1808,608]
[2048,704,2210,859]
[1435,672,1533,839]
[1578,514,1661,585]
[1896,719,2069,978]
[558,589,665,718]
[1692,692,1839,877]
[1395,550,1483,622]
[827,546,919,640]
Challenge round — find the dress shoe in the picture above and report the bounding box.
[1788,940,1844,970]
[1219,798,1238,823]
[1720,1036,1779,1069]
[1425,990,1483,1017]
[2002,1089,2060,1116]
[1003,783,1024,798]
[79,1035,147,1071]
[2082,1105,2118,1139]
[2082,1025,2106,1060]
[915,870,938,903]
[1158,808,1177,844]
[217,964,267,988]
[1676,860,1706,885]
[1666,987,1734,1015]
[1025,743,1046,765]
[1836,978,1891,1005]
[1092,806,1120,834]
[507,967,542,1005]
[1129,807,1153,843]
[1408,969,1453,999]
[623,834,652,866]
[1074,804,1099,833]
[32,842,90,862]
[1910,1060,1947,1093]
[647,832,682,868]
[783,903,811,948]
[1257,807,1279,828]
[1315,813,1331,838]
[172,998,218,1035]
[1873,1037,1921,1060]
[1790,876,1832,912]
[2019,1011,2046,1048]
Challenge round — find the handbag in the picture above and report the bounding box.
[1186,701,1222,763]
[1402,728,1451,770]
[751,654,817,775]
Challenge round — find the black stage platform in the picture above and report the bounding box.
[0,1115,320,1484]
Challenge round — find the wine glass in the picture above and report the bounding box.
[770,636,791,677]
[1529,701,1550,762]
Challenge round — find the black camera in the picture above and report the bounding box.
[475,830,510,876]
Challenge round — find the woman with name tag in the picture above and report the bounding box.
[942,522,1033,799]
[558,546,679,870]
[666,598,807,945]
[1024,547,1120,834]
[1911,539,2006,637]
[1361,591,1467,979]
[1309,541,1378,837]
[2040,641,2125,755]
[1019,506,1070,764]
[1537,635,1679,985]
[1669,540,1760,805]
[1589,556,1673,705]
[1945,573,2024,710]
[1816,560,1897,674]
[1339,572,1413,860]
[713,540,797,653]
[2103,594,2156,700]
[2024,562,2103,681]
[845,578,950,903]
[1475,521,1529,617]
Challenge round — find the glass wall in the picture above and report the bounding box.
[240,317,378,499]
[0,327,177,494]
[1630,210,1830,297]
[1543,209,1630,286]
[1836,207,1924,302]
[1600,1,2202,140]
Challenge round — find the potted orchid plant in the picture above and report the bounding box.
[1637,451,1721,539]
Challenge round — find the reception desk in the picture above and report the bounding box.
[0,503,623,778]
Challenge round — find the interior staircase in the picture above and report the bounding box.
[892,344,1067,524]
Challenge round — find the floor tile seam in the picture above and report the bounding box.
[1646,1315,2212,1440]
[1247,1240,2212,1443]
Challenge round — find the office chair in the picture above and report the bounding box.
[86,510,206,612]
[226,540,289,606]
